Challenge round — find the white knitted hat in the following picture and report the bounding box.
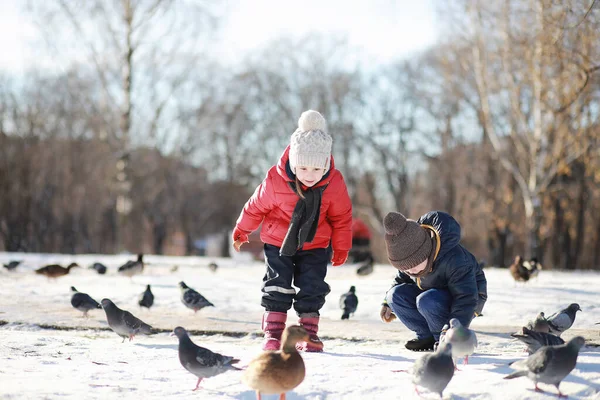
[289,110,332,173]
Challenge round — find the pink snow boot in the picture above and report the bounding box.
[262,311,287,351]
[296,315,324,352]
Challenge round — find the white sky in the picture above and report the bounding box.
[0,0,438,74]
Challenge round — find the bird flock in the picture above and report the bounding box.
[2,257,597,398]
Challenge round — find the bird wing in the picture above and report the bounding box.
[118,261,134,271]
[339,293,347,309]
[547,312,571,332]
[195,346,226,367]
[412,354,430,379]
[122,310,148,330]
[184,289,212,307]
[344,294,358,310]
[525,347,554,374]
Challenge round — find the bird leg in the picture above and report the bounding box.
[555,385,568,398]
[255,390,261,400]
[453,360,461,371]
[192,377,203,391]
[279,393,286,400]
[129,334,135,342]
[464,355,469,365]
[414,386,422,397]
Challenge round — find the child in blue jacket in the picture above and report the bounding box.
[379,211,487,351]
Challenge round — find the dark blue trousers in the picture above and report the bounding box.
[261,244,330,315]
[386,283,452,340]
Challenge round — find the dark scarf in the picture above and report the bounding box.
[279,182,326,257]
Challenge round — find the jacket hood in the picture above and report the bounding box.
[276,145,334,189]
[417,211,461,260]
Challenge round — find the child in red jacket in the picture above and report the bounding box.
[233,110,353,352]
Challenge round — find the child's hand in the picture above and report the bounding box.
[331,250,349,266]
[232,227,249,252]
[380,305,396,323]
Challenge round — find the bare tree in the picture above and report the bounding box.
[464,0,600,259]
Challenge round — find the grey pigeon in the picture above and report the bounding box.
[100,298,152,342]
[70,286,101,317]
[172,326,240,390]
[511,327,565,355]
[546,303,581,337]
[89,262,107,275]
[412,341,455,399]
[504,336,585,397]
[440,318,477,365]
[118,254,144,277]
[340,286,358,320]
[138,284,154,309]
[179,281,214,312]
[526,312,550,333]
[3,260,22,271]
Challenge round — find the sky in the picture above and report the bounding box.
[0,0,438,75]
[1,252,599,399]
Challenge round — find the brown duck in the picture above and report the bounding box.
[242,325,309,400]
[509,255,529,282]
[35,263,80,278]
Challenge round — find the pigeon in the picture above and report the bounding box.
[3,260,22,271]
[179,281,214,312]
[172,326,240,391]
[118,254,144,277]
[504,336,585,397]
[89,262,107,275]
[526,312,551,333]
[412,341,455,399]
[511,327,565,355]
[70,286,101,317]
[546,303,581,337]
[35,263,80,278]
[339,286,358,320]
[138,284,154,309]
[440,318,477,365]
[208,262,218,272]
[100,298,152,342]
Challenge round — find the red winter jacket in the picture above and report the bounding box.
[235,146,352,253]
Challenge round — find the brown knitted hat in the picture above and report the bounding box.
[383,211,433,271]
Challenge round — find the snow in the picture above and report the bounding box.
[1,252,599,399]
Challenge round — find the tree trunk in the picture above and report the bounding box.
[570,172,587,269]
[594,213,600,269]
[525,194,543,262]
[552,196,564,269]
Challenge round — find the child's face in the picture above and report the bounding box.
[296,166,325,187]
[405,259,428,277]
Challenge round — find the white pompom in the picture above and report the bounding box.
[298,110,326,132]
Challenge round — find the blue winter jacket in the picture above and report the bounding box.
[387,211,487,328]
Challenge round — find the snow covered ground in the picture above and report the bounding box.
[1,252,599,399]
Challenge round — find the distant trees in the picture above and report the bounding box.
[0,1,598,268]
